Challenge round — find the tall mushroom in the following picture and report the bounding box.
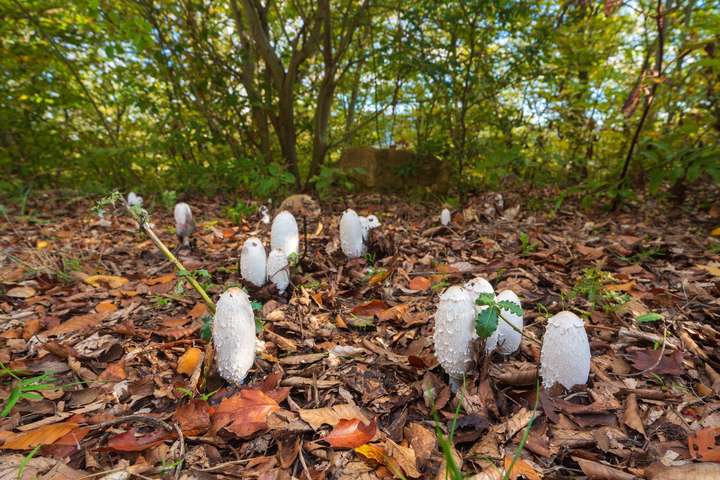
[433,286,477,389]
[271,211,299,257]
[213,288,256,385]
[340,209,365,258]
[440,208,451,226]
[540,311,591,389]
[487,290,523,355]
[240,237,267,287]
[267,249,290,294]
[174,202,195,247]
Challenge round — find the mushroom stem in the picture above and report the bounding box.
[125,203,216,314]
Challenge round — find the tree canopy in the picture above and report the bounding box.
[1,0,718,202]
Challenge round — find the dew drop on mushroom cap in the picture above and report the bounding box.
[213,288,256,385]
[539,311,591,390]
[433,285,477,382]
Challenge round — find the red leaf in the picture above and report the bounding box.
[323,418,377,449]
[107,427,174,452]
[351,300,389,317]
[211,388,281,438]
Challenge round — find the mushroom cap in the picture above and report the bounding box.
[340,209,365,258]
[127,192,143,207]
[267,249,290,293]
[540,311,591,389]
[359,215,381,241]
[440,208,451,226]
[174,202,195,240]
[271,211,299,256]
[464,277,494,298]
[434,286,477,379]
[240,237,267,287]
[487,290,523,355]
[213,287,256,385]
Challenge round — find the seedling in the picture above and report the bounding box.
[518,231,537,255]
[1,364,58,417]
[474,293,524,340]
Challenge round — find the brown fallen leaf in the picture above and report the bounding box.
[629,349,684,375]
[188,302,208,319]
[84,274,129,289]
[299,404,371,430]
[144,273,176,286]
[623,393,645,436]
[645,462,720,479]
[408,276,432,291]
[107,427,174,452]
[697,263,720,277]
[44,312,108,337]
[95,300,117,314]
[22,318,42,340]
[176,347,203,375]
[6,286,36,299]
[504,455,541,480]
[351,299,389,317]
[574,457,636,479]
[175,400,210,436]
[378,304,409,322]
[385,438,421,478]
[323,418,377,449]
[2,422,79,450]
[576,244,605,260]
[212,388,281,438]
[368,269,390,286]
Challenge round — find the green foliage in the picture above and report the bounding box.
[310,165,359,200]
[636,312,663,324]
[568,268,629,312]
[1,364,57,417]
[200,314,213,342]
[224,201,255,225]
[518,231,537,255]
[160,190,177,211]
[474,293,523,340]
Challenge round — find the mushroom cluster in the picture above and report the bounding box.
[340,209,381,258]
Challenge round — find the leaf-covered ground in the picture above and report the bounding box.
[1,191,720,479]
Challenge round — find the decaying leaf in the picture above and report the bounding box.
[175,400,210,436]
[107,427,174,452]
[84,275,129,289]
[212,388,281,438]
[1,422,79,450]
[323,418,377,449]
[299,404,371,430]
[351,299,390,317]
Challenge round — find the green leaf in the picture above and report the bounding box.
[475,292,495,307]
[497,300,523,317]
[636,312,663,324]
[475,307,498,339]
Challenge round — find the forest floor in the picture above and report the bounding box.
[1,190,720,480]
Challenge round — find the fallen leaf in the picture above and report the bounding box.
[408,276,432,291]
[574,457,635,479]
[378,304,409,322]
[623,394,645,436]
[689,426,720,462]
[323,418,377,449]
[351,299,389,317]
[1,422,79,450]
[368,269,390,286]
[606,281,635,292]
[386,439,421,478]
[44,312,108,337]
[84,275,129,289]
[576,244,605,260]
[355,443,385,463]
[698,263,720,277]
[175,400,210,436]
[6,286,36,299]
[629,349,684,375]
[22,318,42,340]
[176,347,203,375]
[645,462,720,479]
[212,389,281,438]
[299,404,371,430]
[144,273,176,286]
[503,456,541,480]
[95,301,117,314]
[107,427,174,452]
[711,227,720,237]
[188,303,208,319]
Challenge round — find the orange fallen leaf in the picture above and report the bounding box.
[22,318,42,340]
[95,300,117,314]
[107,427,174,452]
[606,281,635,292]
[188,303,208,319]
[175,400,210,436]
[177,347,203,375]
[44,312,108,337]
[368,269,390,286]
[212,389,281,438]
[84,275,129,289]
[711,227,720,237]
[144,273,176,286]
[378,304,409,322]
[689,426,720,462]
[323,418,377,449]
[2,422,79,450]
[351,300,389,317]
[99,360,126,381]
[504,455,541,480]
[6,286,36,299]
[408,276,431,291]
[355,443,386,463]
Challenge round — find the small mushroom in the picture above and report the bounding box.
[487,290,523,355]
[440,208,451,226]
[433,286,477,385]
[127,192,143,207]
[213,288,256,385]
[340,209,365,258]
[359,215,381,242]
[240,237,267,287]
[267,249,290,293]
[540,311,591,389]
[271,211,299,256]
[174,202,195,247]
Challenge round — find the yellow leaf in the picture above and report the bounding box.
[36,240,49,250]
[698,263,720,277]
[84,275,129,289]
[2,422,79,450]
[711,227,720,237]
[177,347,203,375]
[355,443,385,463]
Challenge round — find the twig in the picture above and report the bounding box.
[498,311,542,346]
[173,423,185,480]
[89,414,174,432]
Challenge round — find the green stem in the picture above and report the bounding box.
[125,204,216,314]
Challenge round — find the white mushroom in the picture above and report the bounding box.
[487,290,523,355]
[174,202,195,247]
[270,211,299,256]
[213,288,256,385]
[440,208,451,226]
[433,286,477,385]
[540,311,591,390]
[340,209,365,258]
[359,214,381,242]
[267,249,290,293]
[259,205,271,225]
[127,192,143,207]
[240,237,267,287]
